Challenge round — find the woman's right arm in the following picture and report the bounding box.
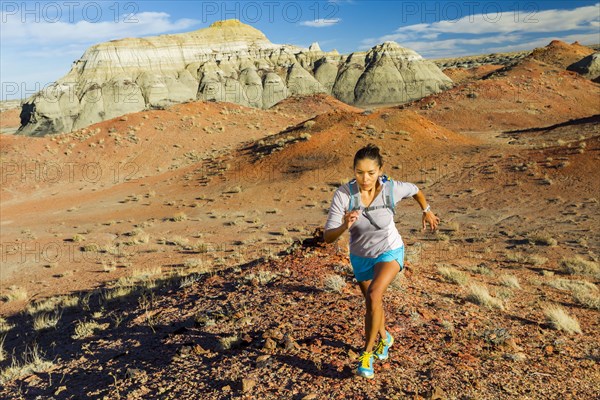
[324,187,358,243]
[324,210,359,243]
[324,223,348,243]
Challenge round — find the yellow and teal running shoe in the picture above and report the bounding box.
[356,351,375,379]
[374,331,394,361]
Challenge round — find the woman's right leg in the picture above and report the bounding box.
[357,280,387,347]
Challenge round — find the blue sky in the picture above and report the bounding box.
[1,1,599,100]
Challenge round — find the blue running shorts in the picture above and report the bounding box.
[349,246,405,282]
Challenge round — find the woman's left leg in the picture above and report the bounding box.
[363,260,400,352]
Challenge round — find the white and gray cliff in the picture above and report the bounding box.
[18,19,452,136]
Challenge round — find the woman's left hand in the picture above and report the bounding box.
[422,211,440,232]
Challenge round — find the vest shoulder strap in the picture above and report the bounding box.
[347,179,362,211]
[352,177,396,215]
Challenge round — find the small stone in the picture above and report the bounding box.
[348,349,359,360]
[222,385,231,392]
[192,344,208,355]
[241,334,253,344]
[505,338,523,352]
[302,394,318,400]
[283,334,298,351]
[126,368,140,378]
[266,328,284,340]
[263,338,277,350]
[24,374,41,383]
[54,386,67,395]
[242,378,256,393]
[507,352,527,362]
[257,354,271,362]
[430,385,446,399]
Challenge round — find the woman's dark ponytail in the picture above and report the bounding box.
[353,143,383,168]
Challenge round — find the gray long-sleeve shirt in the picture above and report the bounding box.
[324,176,419,258]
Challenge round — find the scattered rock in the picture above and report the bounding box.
[242,378,256,393]
[348,349,359,360]
[263,337,277,351]
[54,386,67,395]
[430,385,446,400]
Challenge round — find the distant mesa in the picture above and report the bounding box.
[17,19,452,136]
[528,40,596,69]
[567,52,600,81]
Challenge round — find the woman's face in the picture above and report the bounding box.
[354,158,382,191]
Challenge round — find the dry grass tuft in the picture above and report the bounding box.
[0,343,53,384]
[505,252,548,265]
[323,274,346,292]
[169,212,188,222]
[468,264,493,276]
[72,319,110,339]
[0,336,5,362]
[466,284,504,309]
[571,287,600,310]
[0,286,27,303]
[25,295,78,315]
[437,266,469,285]
[543,305,582,334]
[560,256,600,277]
[547,278,597,292]
[0,318,14,333]
[32,311,61,331]
[499,274,521,289]
[245,270,278,285]
[529,233,558,246]
[219,335,242,351]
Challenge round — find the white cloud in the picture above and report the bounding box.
[397,35,524,58]
[359,3,599,57]
[0,11,199,45]
[399,3,600,36]
[0,10,200,99]
[300,18,341,28]
[486,33,600,54]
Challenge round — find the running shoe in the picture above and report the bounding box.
[374,331,394,360]
[356,351,375,379]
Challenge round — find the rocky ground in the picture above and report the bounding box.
[0,40,598,399]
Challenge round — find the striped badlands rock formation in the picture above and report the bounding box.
[18,19,452,136]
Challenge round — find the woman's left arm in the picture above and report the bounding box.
[412,190,440,231]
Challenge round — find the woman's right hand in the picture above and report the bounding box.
[344,210,360,229]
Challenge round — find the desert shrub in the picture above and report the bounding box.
[72,320,109,339]
[571,287,600,310]
[219,335,241,350]
[324,274,346,293]
[560,256,599,277]
[547,278,597,292]
[32,311,61,331]
[0,286,27,303]
[529,233,557,246]
[245,270,278,285]
[437,266,469,285]
[466,284,504,309]
[543,305,582,334]
[499,274,521,289]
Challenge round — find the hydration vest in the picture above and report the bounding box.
[347,175,396,216]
